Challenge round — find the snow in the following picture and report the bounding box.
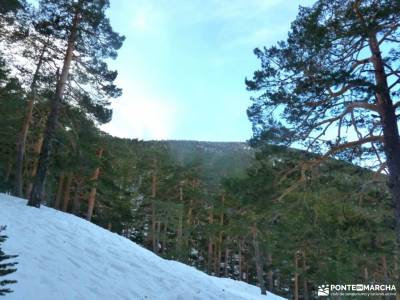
[0,194,284,300]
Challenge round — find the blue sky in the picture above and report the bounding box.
[101,0,316,141]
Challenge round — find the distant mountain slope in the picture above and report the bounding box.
[144,140,255,179]
[0,194,284,300]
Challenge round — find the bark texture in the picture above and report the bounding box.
[368,33,400,245]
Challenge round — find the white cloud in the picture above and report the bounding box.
[101,80,178,140]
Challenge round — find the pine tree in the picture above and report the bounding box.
[0,226,17,296]
[28,0,124,207]
[0,58,25,192]
[246,0,400,245]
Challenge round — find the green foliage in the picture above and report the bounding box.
[0,59,25,192]
[244,2,400,295]
[0,226,18,296]
[0,0,23,14]
[246,0,400,164]
[223,147,396,298]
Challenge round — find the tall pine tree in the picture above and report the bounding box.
[28,0,124,207]
[246,0,400,245]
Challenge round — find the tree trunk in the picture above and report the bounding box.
[86,148,103,221]
[394,256,399,286]
[207,206,214,274]
[62,173,73,212]
[267,253,273,291]
[224,247,229,277]
[54,173,65,209]
[155,221,161,253]
[302,251,308,300]
[276,271,280,291]
[14,43,47,197]
[162,219,168,254]
[294,251,299,300]
[364,266,369,281]
[176,184,183,256]
[379,255,392,300]
[187,200,193,225]
[72,178,82,215]
[15,97,34,197]
[238,239,243,281]
[245,262,249,283]
[216,193,225,276]
[4,157,12,184]
[382,255,388,282]
[151,159,158,253]
[214,243,220,276]
[28,8,81,207]
[26,133,43,198]
[368,33,400,245]
[252,224,266,295]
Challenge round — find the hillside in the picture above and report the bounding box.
[145,140,254,179]
[0,194,283,300]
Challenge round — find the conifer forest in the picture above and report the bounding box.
[0,0,399,299]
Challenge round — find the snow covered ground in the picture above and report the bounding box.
[0,194,284,300]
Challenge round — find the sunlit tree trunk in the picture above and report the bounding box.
[15,43,47,197]
[28,8,81,207]
[252,224,266,295]
[26,133,43,198]
[62,173,73,212]
[86,148,103,221]
[72,178,82,215]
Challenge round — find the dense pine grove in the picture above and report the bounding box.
[0,0,399,299]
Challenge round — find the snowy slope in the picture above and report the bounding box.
[0,194,284,300]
